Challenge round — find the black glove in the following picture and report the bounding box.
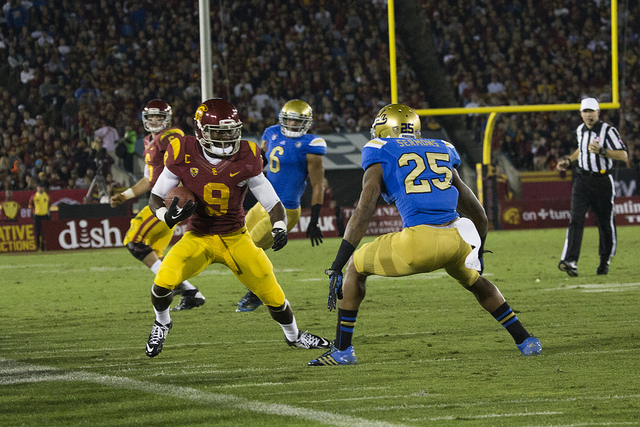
[306,222,323,247]
[478,235,492,275]
[324,268,343,311]
[306,204,323,247]
[164,197,197,228]
[271,227,288,251]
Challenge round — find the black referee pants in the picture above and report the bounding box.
[562,170,616,264]
[34,214,49,251]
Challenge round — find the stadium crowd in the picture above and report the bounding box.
[1,0,639,194]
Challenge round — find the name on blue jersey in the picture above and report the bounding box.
[397,139,440,147]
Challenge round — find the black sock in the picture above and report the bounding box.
[336,309,358,351]
[491,302,530,345]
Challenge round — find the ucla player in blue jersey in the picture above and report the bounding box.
[236,99,328,312]
[309,104,541,366]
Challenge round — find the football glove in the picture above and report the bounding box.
[307,204,323,247]
[271,227,288,251]
[478,235,492,275]
[164,197,197,228]
[324,268,343,311]
[306,222,323,247]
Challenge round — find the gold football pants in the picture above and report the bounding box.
[353,222,480,287]
[123,205,174,258]
[244,203,301,250]
[154,227,286,307]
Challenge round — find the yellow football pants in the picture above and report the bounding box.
[353,223,480,287]
[244,203,301,250]
[154,227,286,307]
[123,205,174,258]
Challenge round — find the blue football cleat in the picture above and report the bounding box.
[308,345,357,366]
[236,291,263,312]
[517,336,542,356]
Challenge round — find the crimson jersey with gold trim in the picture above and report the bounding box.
[164,136,263,235]
[143,127,185,186]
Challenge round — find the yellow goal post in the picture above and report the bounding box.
[386,0,620,202]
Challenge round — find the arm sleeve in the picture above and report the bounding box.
[247,173,280,212]
[150,167,180,199]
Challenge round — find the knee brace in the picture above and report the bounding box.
[151,284,172,298]
[127,242,154,261]
[268,299,290,312]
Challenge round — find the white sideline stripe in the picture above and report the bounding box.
[541,423,638,426]
[545,282,640,293]
[564,282,640,288]
[0,358,403,427]
[0,263,53,269]
[347,393,640,413]
[412,410,563,421]
[0,264,301,274]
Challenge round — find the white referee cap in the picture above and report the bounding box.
[580,97,599,111]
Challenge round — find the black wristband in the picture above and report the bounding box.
[479,234,486,253]
[331,239,356,271]
[309,204,322,226]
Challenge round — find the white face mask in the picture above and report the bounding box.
[205,143,236,157]
[281,127,305,138]
[197,121,242,157]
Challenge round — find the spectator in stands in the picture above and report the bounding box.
[93,119,119,153]
[19,61,35,85]
[0,0,636,187]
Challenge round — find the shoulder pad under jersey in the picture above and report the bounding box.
[156,127,185,151]
[164,135,196,167]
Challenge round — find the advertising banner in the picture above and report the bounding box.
[500,196,640,229]
[0,189,89,224]
[42,217,131,251]
[0,223,37,253]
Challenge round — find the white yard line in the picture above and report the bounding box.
[346,393,640,413]
[414,410,563,421]
[545,282,640,292]
[0,358,403,427]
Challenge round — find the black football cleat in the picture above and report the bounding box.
[558,260,578,277]
[286,330,331,349]
[172,290,205,311]
[145,320,172,357]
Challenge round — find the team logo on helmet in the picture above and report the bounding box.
[195,104,208,122]
[371,104,421,139]
[279,99,313,138]
[194,98,242,157]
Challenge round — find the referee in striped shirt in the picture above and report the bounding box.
[556,97,628,276]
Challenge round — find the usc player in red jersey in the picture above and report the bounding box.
[144,98,330,357]
[111,99,206,311]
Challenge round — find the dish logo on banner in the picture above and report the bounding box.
[58,219,124,249]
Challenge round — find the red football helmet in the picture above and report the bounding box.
[194,98,243,157]
[142,99,172,133]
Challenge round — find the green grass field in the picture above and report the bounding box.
[1,226,639,426]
